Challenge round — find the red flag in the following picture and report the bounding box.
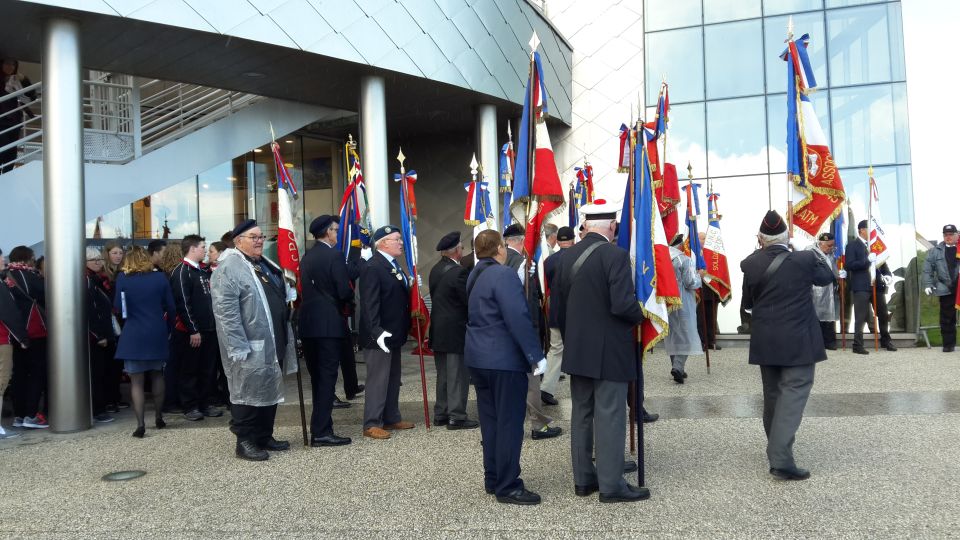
[271,141,301,290]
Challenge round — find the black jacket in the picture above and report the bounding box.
[86,270,116,345]
[0,284,28,346]
[428,256,468,354]
[169,260,215,333]
[358,252,410,350]
[741,245,835,366]
[844,237,891,293]
[299,241,354,339]
[543,248,566,328]
[5,267,46,332]
[557,233,644,382]
[505,247,544,334]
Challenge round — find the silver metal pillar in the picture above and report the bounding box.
[476,104,499,230]
[43,18,90,433]
[359,76,389,227]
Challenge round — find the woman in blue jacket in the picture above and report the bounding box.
[114,247,175,438]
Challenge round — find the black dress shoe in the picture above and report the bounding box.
[258,437,290,451]
[447,419,480,430]
[332,396,351,409]
[311,434,352,447]
[670,368,684,384]
[623,460,638,474]
[852,347,869,355]
[155,416,166,429]
[236,440,269,461]
[641,411,659,423]
[599,484,651,503]
[346,384,366,400]
[433,417,449,426]
[540,391,558,406]
[770,466,810,480]
[574,483,599,497]
[944,345,955,353]
[883,343,897,352]
[132,425,145,439]
[825,345,837,351]
[496,488,541,505]
[531,425,562,440]
[484,486,495,495]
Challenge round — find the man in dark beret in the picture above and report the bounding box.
[740,210,834,480]
[428,231,479,430]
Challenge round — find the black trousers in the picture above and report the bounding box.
[940,293,957,348]
[164,337,181,410]
[11,338,46,418]
[104,342,123,405]
[230,403,278,444]
[819,321,836,349]
[339,337,360,397]
[303,337,341,438]
[89,341,111,415]
[175,330,219,412]
[470,367,527,497]
[853,290,891,349]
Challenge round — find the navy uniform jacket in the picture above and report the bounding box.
[428,256,468,354]
[170,260,215,334]
[358,251,410,350]
[465,258,542,372]
[113,271,175,361]
[844,237,891,293]
[543,248,565,329]
[557,233,644,382]
[740,245,835,366]
[299,241,354,339]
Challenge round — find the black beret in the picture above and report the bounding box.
[671,234,685,247]
[557,226,575,241]
[759,210,787,235]
[231,219,257,238]
[503,224,525,239]
[818,232,835,241]
[944,224,958,234]
[309,215,338,238]
[372,225,401,243]
[857,220,868,230]
[436,231,461,251]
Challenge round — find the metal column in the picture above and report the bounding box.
[359,76,389,228]
[476,104,499,230]
[42,18,90,433]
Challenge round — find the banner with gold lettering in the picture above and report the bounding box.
[703,188,732,305]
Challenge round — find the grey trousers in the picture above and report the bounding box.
[362,348,402,430]
[570,375,628,494]
[526,372,553,431]
[434,352,469,422]
[670,355,688,372]
[760,364,815,469]
[541,328,564,396]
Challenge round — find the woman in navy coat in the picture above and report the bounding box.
[114,247,175,438]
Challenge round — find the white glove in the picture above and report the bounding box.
[361,248,373,261]
[867,252,877,263]
[882,275,893,286]
[286,286,298,303]
[516,263,525,282]
[924,287,933,296]
[532,358,547,376]
[528,260,537,275]
[376,331,392,353]
[229,353,246,363]
[838,270,847,279]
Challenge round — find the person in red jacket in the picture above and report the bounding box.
[5,246,48,429]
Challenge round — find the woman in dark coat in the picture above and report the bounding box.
[114,246,175,438]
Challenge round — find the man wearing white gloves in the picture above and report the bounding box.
[844,219,896,354]
[922,224,959,352]
[358,226,413,440]
[808,232,842,350]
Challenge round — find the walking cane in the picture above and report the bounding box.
[872,283,880,352]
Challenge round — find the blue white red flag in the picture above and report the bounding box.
[463,179,492,225]
[703,190,732,304]
[499,141,515,227]
[271,141,300,288]
[683,182,706,270]
[396,165,429,329]
[833,205,846,268]
[568,164,594,228]
[336,143,371,259]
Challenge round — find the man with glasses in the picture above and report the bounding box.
[923,224,960,352]
[358,226,413,440]
[210,219,298,461]
[298,215,353,447]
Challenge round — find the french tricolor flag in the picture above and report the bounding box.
[271,141,300,290]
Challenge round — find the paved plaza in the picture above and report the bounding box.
[2,345,959,538]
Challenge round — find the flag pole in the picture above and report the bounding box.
[627,121,637,456]
[689,163,710,373]
[636,124,646,489]
[868,166,880,351]
[839,205,847,350]
[523,33,539,297]
[785,18,796,241]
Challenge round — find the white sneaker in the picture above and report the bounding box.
[22,415,49,429]
[12,417,23,428]
[0,426,20,440]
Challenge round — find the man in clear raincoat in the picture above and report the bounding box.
[211,219,297,462]
[664,235,703,384]
[808,232,841,350]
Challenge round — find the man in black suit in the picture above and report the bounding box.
[298,215,354,447]
[541,226,575,404]
[428,231,479,430]
[556,202,647,503]
[358,226,413,440]
[741,210,834,481]
[844,219,896,354]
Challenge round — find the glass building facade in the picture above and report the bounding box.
[644,0,915,333]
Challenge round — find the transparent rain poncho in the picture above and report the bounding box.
[210,248,297,407]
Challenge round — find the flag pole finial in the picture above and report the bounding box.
[868,165,874,177]
[507,122,513,140]
[687,162,693,180]
[269,121,276,143]
[470,153,479,181]
[528,31,540,54]
[787,16,794,40]
[397,147,406,175]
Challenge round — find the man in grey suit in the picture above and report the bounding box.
[740,210,834,480]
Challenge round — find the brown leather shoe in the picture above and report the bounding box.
[363,427,391,439]
[383,421,415,430]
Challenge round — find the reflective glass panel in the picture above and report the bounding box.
[705,19,764,99]
[646,27,704,104]
[132,177,199,239]
[826,0,884,7]
[252,137,305,261]
[86,205,132,239]
[827,4,905,86]
[198,157,251,243]
[762,0,822,16]
[645,0,702,31]
[704,0,761,23]
[766,90,832,174]
[830,83,909,168]
[302,137,339,250]
[764,11,827,93]
[646,102,707,179]
[706,96,768,177]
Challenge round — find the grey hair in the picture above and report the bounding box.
[85,246,102,260]
[583,219,616,231]
[758,230,789,248]
[543,223,558,237]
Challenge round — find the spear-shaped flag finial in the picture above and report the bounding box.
[470,153,479,181]
[397,147,406,173]
[529,31,540,54]
[687,162,693,179]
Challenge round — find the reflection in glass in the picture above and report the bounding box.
[132,176,199,239]
[704,0,761,24]
[252,138,305,262]
[644,0,701,31]
[831,83,909,168]
[198,157,250,242]
[827,4,905,87]
[646,27,704,104]
[706,97,767,177]
[647,102,707,178]
[86,205,132,239]
[764,11,827,94]
[302,137,339,250]
[762,0,822,16]
[705,20,764,99]
[766,91,831,173]
[825,0,884,7]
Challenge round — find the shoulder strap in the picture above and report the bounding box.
[565,241,604,291]
[755,251,790,297]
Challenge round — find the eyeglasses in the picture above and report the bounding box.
[86,258,103,262]
[241,234,267,242]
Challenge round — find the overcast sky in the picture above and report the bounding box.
[902,0,956,240]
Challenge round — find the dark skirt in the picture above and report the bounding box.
[122,359,165,374]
